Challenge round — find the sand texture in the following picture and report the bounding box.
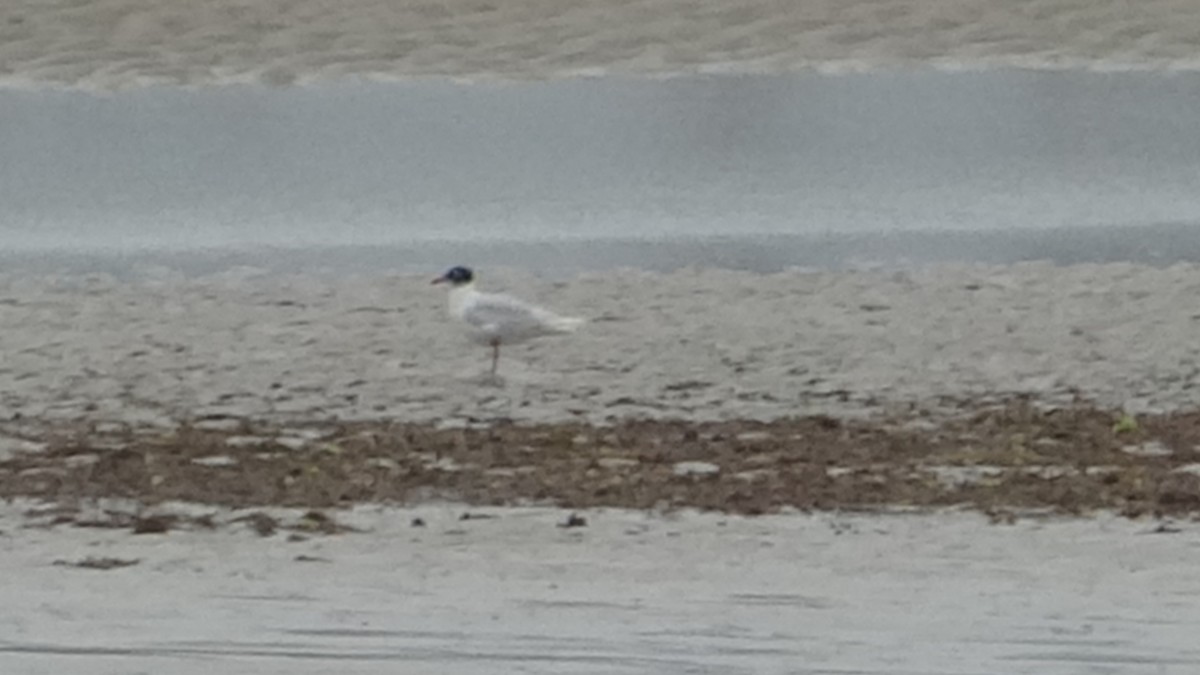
[4,0,1200,88]
[2,263,1199,431]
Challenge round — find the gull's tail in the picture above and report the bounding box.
[546,315,585,333]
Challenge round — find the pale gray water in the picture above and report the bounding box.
[2,71,1200,273]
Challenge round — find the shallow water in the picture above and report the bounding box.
[2,506,1199,674]
[3,71,1200,272]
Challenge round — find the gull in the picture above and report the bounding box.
[432,266,584,375]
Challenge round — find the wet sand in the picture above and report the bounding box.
[3,502,1199,674]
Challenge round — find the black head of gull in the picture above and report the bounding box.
[432,266,474,286]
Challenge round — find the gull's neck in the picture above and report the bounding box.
[447,281,477,317]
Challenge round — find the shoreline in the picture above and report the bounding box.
[4,222,1200,278]
[7,58,1200,92]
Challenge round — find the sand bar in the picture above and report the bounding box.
[4,0,1200,88]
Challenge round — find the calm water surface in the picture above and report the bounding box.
[2,71,1199,272]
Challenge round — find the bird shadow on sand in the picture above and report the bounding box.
[454,361,553,388]
[468,373,508,388]
[455,370,520,388]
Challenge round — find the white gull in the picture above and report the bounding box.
[432,266,584,375]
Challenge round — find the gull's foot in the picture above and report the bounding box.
[477,372,506,387]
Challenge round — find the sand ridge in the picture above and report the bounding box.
[4,0,1200,89]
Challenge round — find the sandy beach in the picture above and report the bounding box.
[4,261,1200,521]
[4,0,1200,88]
[6,262,1200,668]
[5,0,1200,670]
[3,263,1200,429]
